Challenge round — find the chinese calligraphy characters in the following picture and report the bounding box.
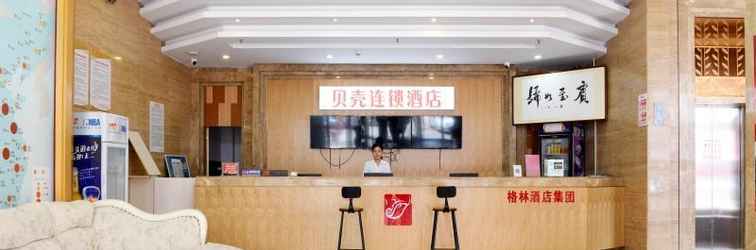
[524,80,591,108]
[321,86,454,110]
[506,189,576,204]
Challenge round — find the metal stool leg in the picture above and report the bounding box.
[358,211,366,250]
[338,210,345,250]
[430,210,439,250]
[451,210,460,250]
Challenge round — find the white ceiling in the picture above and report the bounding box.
[139,0,629,68]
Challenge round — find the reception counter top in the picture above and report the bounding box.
[194,176,624,250]
[195,176,623,188]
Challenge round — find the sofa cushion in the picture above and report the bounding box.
[13,239,61,250]
[0,203,54,249]
[47,200,94,235]
[54,227,96,250]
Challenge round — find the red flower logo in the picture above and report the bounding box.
[384,194,412,225]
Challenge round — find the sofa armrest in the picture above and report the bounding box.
[94,200,207,244]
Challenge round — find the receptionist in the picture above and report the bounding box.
[363,143,391,175]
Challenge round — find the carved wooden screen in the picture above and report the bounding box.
[694,17,745,77]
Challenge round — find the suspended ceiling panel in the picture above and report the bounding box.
[139,0,630,67]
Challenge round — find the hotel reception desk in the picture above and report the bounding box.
[194,177,623,250]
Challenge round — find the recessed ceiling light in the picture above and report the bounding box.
[529,18,535,23]
[428,76,435,80]
[326,54,334,59]
[235,18,241,23]
[112,56,122,61]
[431,18,438,23]
[534,54,543,60]
[222,54,230,60]
[332,18,339,22]
[336,75,341,79]
[435,54,444,59]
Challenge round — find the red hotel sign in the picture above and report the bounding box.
[319,86,455,110]
[506,190,576,204]
[384,194,412,225]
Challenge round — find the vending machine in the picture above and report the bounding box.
[73,112,129,201]
[539,122,585,177]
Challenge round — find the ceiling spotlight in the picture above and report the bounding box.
[529,18,535,23]
[336,75,341,79]
[534,54,543,60]
[112,56,123,61]
[435,54,444,59]
[431,18,438,23]
[222,54,230,60]
[235,18,241,23]
[332,18,339,22]
[326,54,334,59]
[428,76,435,80]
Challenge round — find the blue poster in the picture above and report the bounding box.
[73,135,102,201]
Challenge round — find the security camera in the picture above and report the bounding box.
[191,57,198,67]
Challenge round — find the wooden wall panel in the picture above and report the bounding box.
[263,74,506,176]
[192,68,255,173]
[54,0,74,201]
[204,85,242,127]
[73,0,198,177]
[195,177,624,250]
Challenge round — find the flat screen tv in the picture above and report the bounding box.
[310,115,461,149]
[310,116,363,149]
[310,116,329,148]
[363,116,412,149]
[411,116,462,149]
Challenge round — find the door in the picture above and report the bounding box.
[695,104,743,250]
[103,143,128,201]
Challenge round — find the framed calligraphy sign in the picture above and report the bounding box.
[319,86,454,110]
[512,67,606,125]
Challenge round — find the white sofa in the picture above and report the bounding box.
[0,200,240,250]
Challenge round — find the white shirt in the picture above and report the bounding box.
[363,159,391,174]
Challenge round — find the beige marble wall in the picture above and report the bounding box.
[745,1,756,249]
[678,2,747,250]
[597,0,648,248]
[73,0,199,176]
[601,0,751,249]
[646,0,681,248]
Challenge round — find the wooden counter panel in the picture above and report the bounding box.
[195,178,624,250]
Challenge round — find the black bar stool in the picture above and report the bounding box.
[338,186,366,250]
[431,186,460,250]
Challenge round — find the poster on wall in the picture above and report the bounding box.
[638,94,648,127]
[73,135,102,201]
[90,58,111,111]
[512,67,606,125]
[0,0,56,208]
[149,101,164,153]
[73,49,89,106]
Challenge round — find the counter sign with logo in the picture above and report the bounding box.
[384,194,412,225]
